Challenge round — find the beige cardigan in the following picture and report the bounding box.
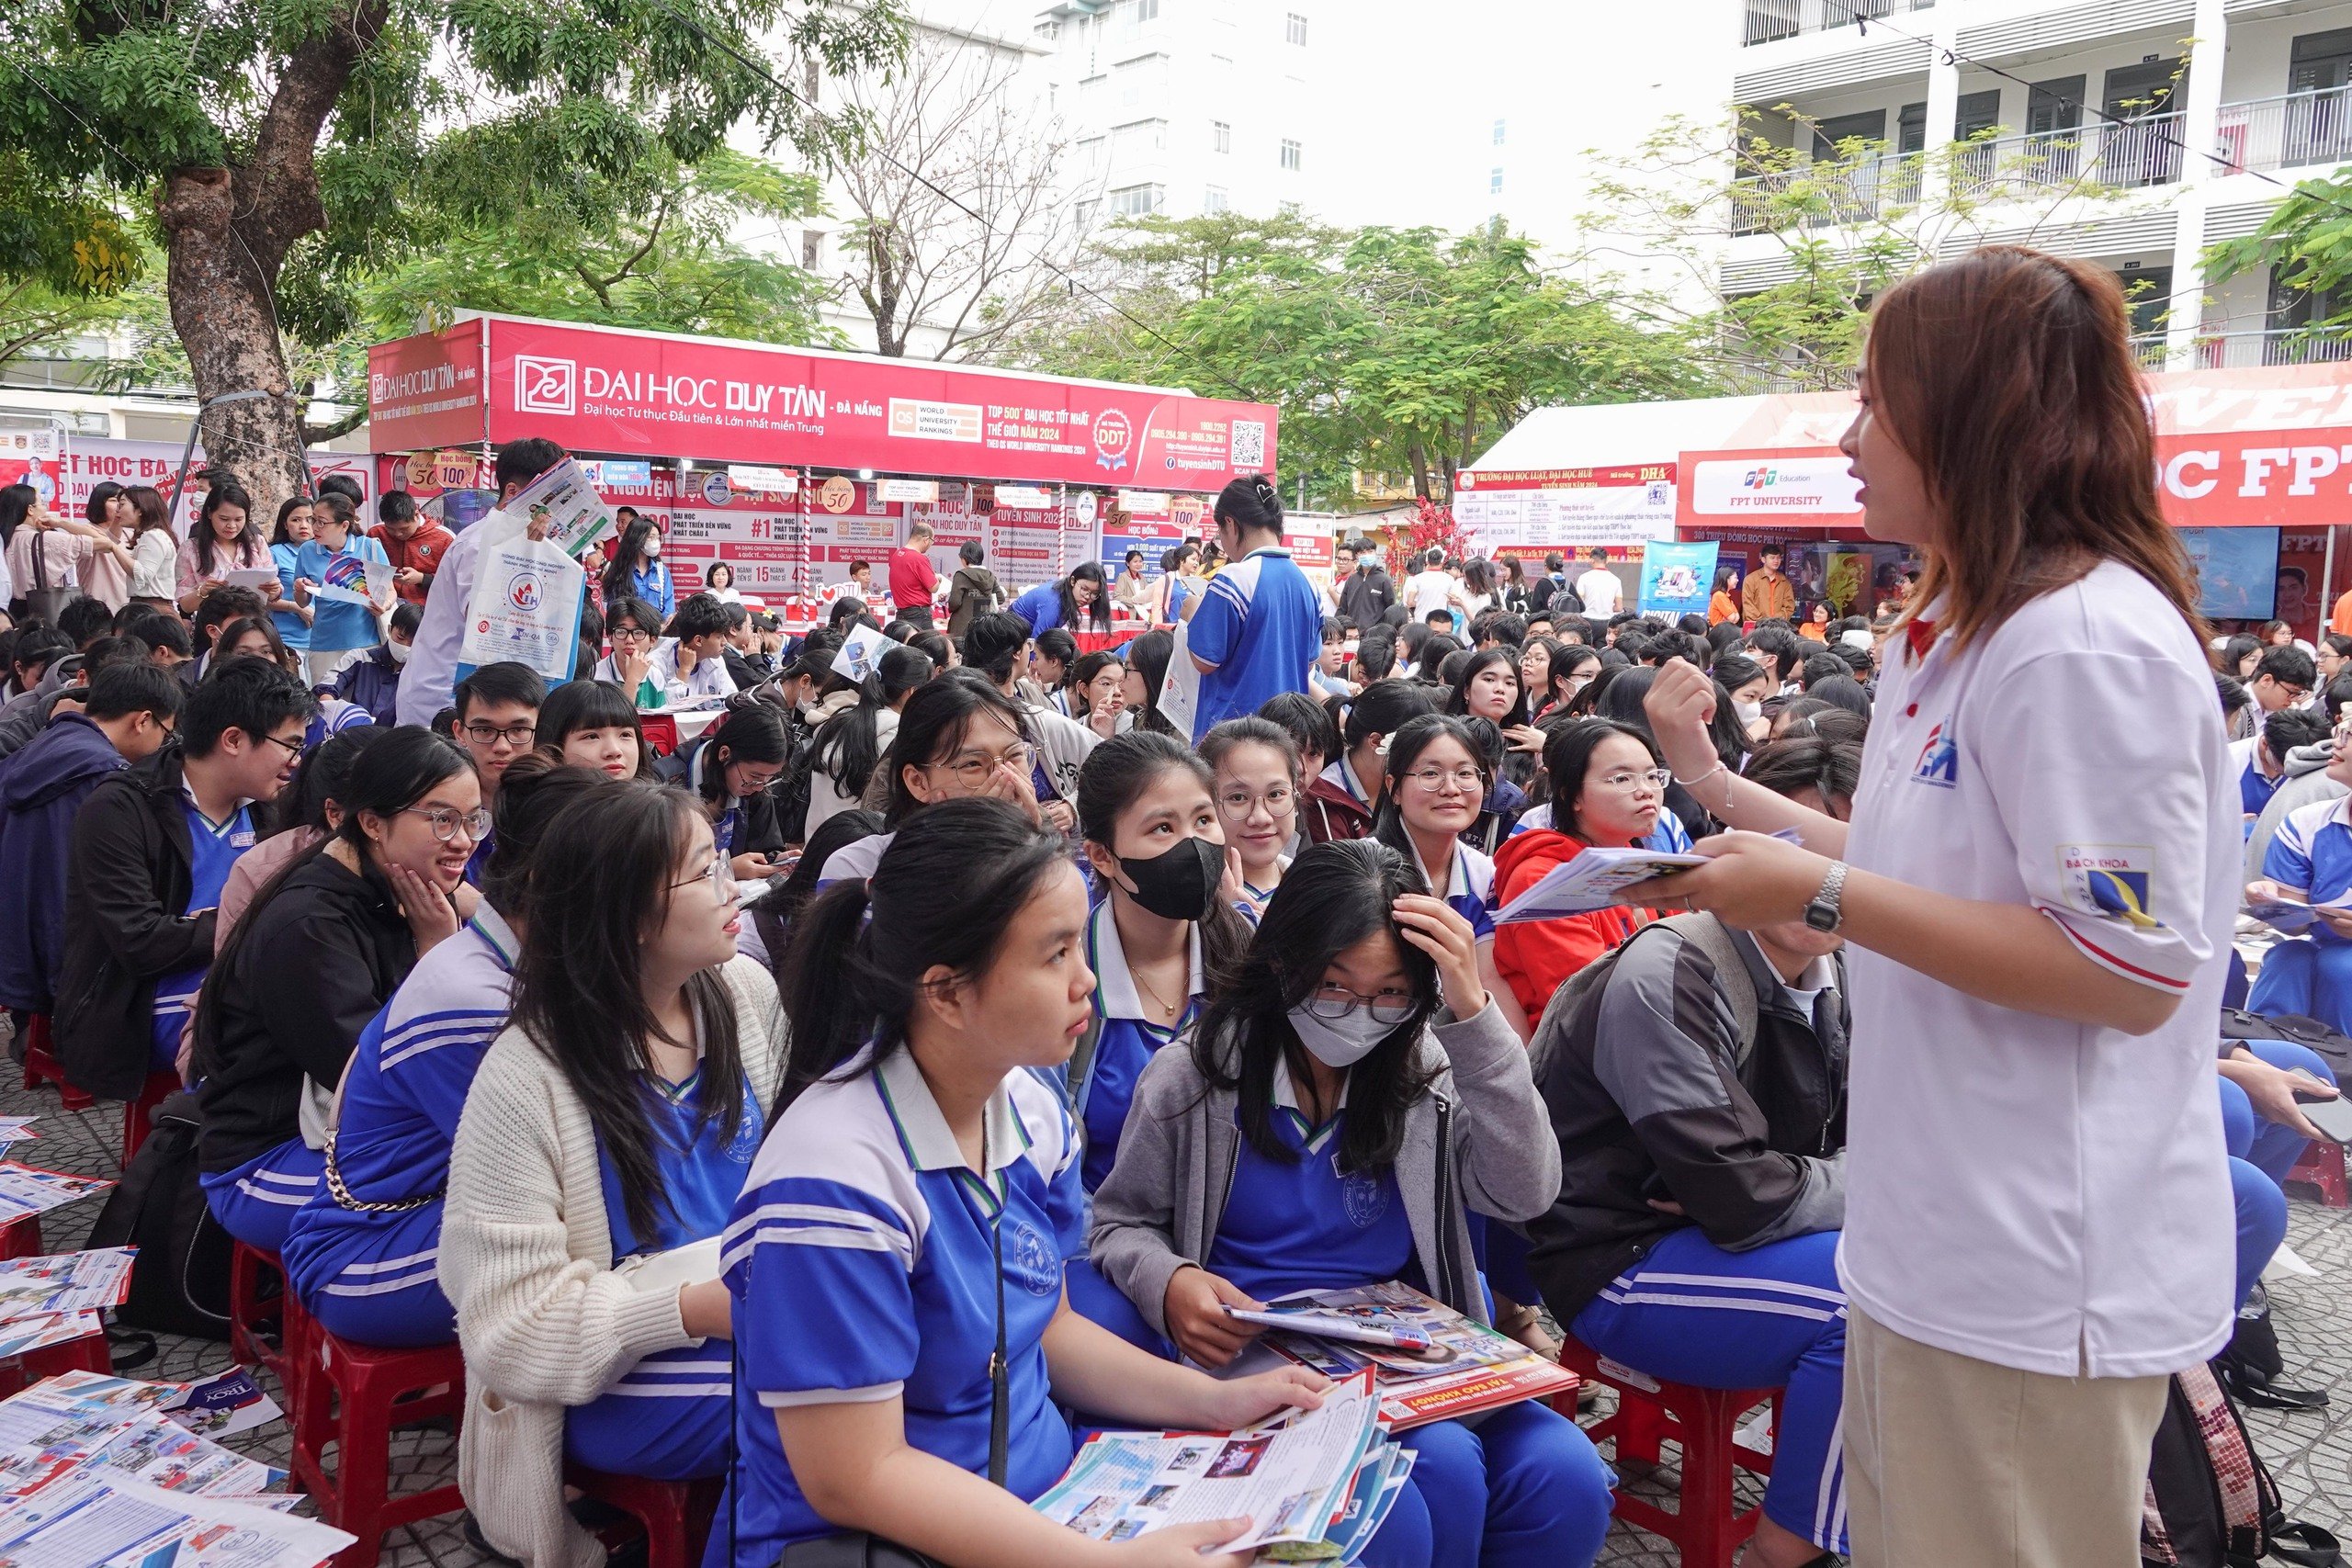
[441,956,786,1568]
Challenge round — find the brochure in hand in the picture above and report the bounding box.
[1033,1371,1392,1559]
[1492,847,1707,924]
[1244,1282,1579,1432]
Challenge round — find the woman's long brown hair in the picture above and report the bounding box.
[1868,245,2204,655]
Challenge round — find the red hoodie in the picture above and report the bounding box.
[1490,829,1651,1021]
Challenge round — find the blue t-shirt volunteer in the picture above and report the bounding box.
[269,542,311,652]
[153,793,256,1068]
[722,1052,1083,1563]
[296,535,391,654]
[1183,547,1322,741]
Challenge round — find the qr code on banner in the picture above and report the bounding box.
[1231,420,1266,469]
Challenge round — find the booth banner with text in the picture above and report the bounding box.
[0,430,64,511]
[61,438,371,537]
[1675,450,1862,529]
[1455,466,1677,548]
[367,317,1277,491]
[1638,540,1718,617]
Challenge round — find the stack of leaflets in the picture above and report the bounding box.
[0,1166,111,1227]
[1492,847,1704,924]
[0,1247,134,1363]
[1238,1282,1579,1433]
[0,1371,345,1564]
[1034,1371,1409,1562]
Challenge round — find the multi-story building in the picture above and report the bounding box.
[1730,0,2352,367]
[1030,0,1324,224]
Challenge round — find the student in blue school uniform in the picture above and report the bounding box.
[1090,839,1616,1568]
[1062,732,1254,1345]
[195,729,482,1254]
[725,798,1331,1568]
[1181,476,1323,740]
[280,756,600,1347]
[1370,714,1529,1043]
[2246,746,2352,1032]
[442,778,784,1568]
[672,704,792,882]
[2231,708,2330,826]
[292,499,393,689]
[1008,560,1115,638]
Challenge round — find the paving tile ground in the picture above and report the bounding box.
[6,1040,2346,1566]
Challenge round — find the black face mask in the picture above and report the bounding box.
[1116,835,1223,922]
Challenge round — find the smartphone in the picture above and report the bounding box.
[2300,1093,2352,1146]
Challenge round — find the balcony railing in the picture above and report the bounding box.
[2132,328,2352,369]
[2215,88,2352,176]
[1952,112,2187,197]
[1730,152,1924,234]
[1742,0,1931,47]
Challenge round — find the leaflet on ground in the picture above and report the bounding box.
[1033,1371,1381,1552]
[0,1168,111,1226]
[0,1467,350,1566]
[0,1372,285,1503]
[1230,1282,1579,1432]
[0,1249,136,1319]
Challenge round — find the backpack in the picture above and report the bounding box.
[85,1089,234,1341]
[2220,1008,2352,1079]
[2142,1359,2342,1568]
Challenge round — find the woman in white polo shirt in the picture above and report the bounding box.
[1632,247,2237,1568]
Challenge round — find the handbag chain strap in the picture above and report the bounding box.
[321,1130,438,1213]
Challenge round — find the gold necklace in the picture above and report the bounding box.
[1131,959,1184,1021]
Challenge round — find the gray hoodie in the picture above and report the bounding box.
[2248,740,2346,883]
[1088,1000,1557,1335]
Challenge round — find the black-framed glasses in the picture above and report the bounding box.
[400,806,492,843]
[462,720,537,747]
[610,626,657,646]
[255,731,304,760]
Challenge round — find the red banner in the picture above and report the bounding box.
[368,317,1278,492]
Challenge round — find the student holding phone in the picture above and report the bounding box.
[677,705,792,882]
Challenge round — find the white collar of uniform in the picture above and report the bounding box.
[1411,840,1469,901]
[1272,1053,1350,1113]
[873,1045,1024,1175]
[1091,897,1204,1022]
[2329,795,2352,835]
[179,776,251,827]
[1778,952,1838,1003]
[1319,756,1370,806]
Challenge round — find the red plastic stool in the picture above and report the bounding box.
[1556,1337,1779,1568]
[0,1321,115,1398]
[566,1466,722,1568]
[0,1215,42,1261]
[229,1240,297,1394]
[2287,1139,2349,1207]
[122,1069,179,1167]
[287,1326,467,1567]
[17,1016,93,1110]
[639,713,681,756]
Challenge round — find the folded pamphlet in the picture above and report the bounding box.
[1492,848,1706,924]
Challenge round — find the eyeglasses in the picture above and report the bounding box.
[926,741,1035,788]
[255,731,304,760]
[610,626,656,646]
[1596,768,1674,795]
[670,857,738,899]
[1402,765,1485,793]
[2278,684,2312,703]
[401,806,492,843]
[1303,983,1416,1025]
[462,720,537,747]
[1219,784,1295,817]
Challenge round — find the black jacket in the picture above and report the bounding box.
[1525,917,1848,1322]
[658,734,788,859]
[54,750,217,1100]
[194,849,417,1174]
[1338,565,1396,629]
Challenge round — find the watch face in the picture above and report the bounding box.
[1804,903,1838,932]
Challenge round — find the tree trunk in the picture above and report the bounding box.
[153,0,386,526]
[157,169,310,524]
[1407,440,1431,502]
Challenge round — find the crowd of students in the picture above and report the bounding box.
[0,244,2324,1568]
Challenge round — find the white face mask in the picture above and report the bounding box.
[386,639,413,665]
[1287,1002,1394,1068]
[1733,698,1761,725]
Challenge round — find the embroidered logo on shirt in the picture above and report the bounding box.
[1002,1219,1061,1297]
[1912,716,1959,788]
[1340,1170,1390,1230]
[2058,845,2162,929]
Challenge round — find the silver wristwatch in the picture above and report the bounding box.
[1804,862,1849,933]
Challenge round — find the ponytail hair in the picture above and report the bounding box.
[777,798,1072,1104]
[1215,473,1284,536]
[815,645,933,800]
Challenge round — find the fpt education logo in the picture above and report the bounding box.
[1743,467,1781,490]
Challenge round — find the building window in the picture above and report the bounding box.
[1280,138,1302,171]
[1204,186,1229,212]
[1034,18,1060,41]
[1285,11,1307,44]
[1113,118,1167,158]
[1489,166,1503,194]
[1111,182,1164,217]
[802,231,825,269]
[1076,197,1101,230]
[1115,53,1166,109]
[1492,118,1506,145]
[1213,119,1231,152]
[1135,0,1159,17]
[1077,136,1106,168]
